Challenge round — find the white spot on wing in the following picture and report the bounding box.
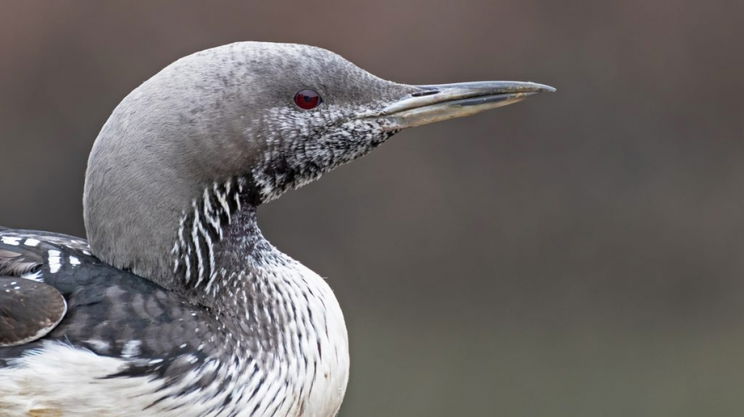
[69,256,81,266]
[23,238,40,247]
[121,340,142,358]
[85,339,111,352]
[1,236,21,245]
[48,250,62,273]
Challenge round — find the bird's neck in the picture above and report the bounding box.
[167,177,332,321]
[169,176,265,305]
[159,177,350,415]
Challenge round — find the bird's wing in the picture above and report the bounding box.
[0,276,67,347]
[0,228,216,365]
[0,230,77,347]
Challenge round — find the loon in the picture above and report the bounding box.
[0,42,554,416]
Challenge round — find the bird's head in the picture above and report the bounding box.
[83,41,554,288]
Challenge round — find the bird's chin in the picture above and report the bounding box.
[370,81,555,130]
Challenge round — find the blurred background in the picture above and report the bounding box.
[1,1,743,415]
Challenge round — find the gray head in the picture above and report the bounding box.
[83,41,553,291]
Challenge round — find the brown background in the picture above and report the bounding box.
[2,1,744,416]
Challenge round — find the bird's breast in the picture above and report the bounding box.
[257,259,350,417]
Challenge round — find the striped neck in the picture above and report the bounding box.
[170,177,263,304]
[168,177,350,416]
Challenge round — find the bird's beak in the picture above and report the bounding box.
[376,81,555,129]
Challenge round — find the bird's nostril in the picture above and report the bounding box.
[410,89,439,97]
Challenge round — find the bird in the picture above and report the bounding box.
[0,41,554,417]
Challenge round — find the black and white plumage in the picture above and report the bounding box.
[0,42,553,416]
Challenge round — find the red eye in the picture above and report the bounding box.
[293,89,322,110]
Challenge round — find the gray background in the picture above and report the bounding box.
[2,1,744,416]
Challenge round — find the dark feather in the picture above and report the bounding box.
[0,277,67,347]
[0,228,228,376]
[0,248,43,276]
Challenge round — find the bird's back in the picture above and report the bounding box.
[0,228,350,417]
[0,229,234,416]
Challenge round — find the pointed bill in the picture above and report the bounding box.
[377,81,555,129]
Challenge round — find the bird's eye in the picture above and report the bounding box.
[293,89,322,110]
